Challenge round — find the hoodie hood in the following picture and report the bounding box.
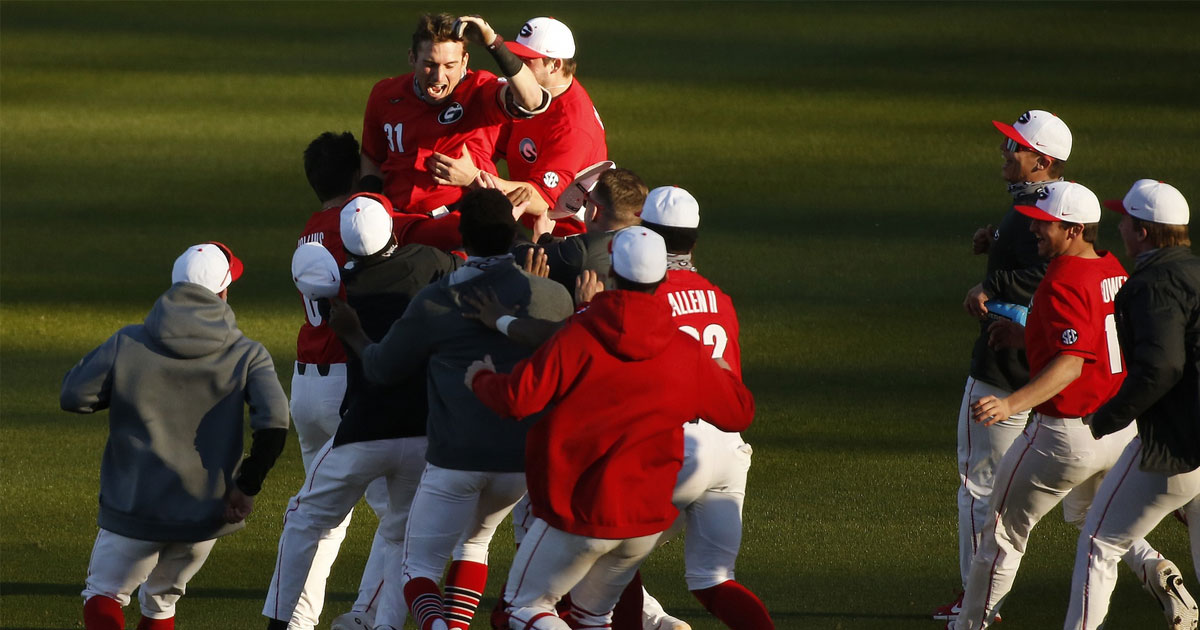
[144,283,239,358]
[579,290,677,361]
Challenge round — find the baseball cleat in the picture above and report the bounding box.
[933,591,964,620]
[643,614,692,630]
[1149,560,1199,629]
[330,611,374,630]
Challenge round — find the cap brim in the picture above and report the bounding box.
[992,120,1034,151]
[209,241,244,283]
[1014,204,1061,222]
[1103,199,1130,215]
[505,41,546,59]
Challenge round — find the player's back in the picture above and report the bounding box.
[295,207,347,365]
[656,268,742,378]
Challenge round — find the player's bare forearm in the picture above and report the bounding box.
[507,65,546,112]
[972,353,1083,424]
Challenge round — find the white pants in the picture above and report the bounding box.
[958,415,1156,630]
[82,529,216,619]
[264,436,426,628]
[506,518,661,630]
[287,363,390,628]
[1065,436,1200,629]
[956,377,1029,586]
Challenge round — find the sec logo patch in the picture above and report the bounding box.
[1061,329,1078,345]
[438,103,464,124]
[543,172,560,188]
[519,138,538,163]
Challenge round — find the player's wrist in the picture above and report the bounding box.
[486,35,523,77]
[496,315,517,337]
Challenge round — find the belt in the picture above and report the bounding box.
[296,362,332,376]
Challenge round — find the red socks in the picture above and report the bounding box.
[405,576,446,630]
[444,560,488,630]
[84,596,124,630]
[692,580,774,630]
[136,616,176,629]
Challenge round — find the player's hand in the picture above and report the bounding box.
[963,283,990,319]
[454,15,497,46]
[986,320,1025,350]
[327,297,362,338]
[478,171,502,190]
[575,269,604,305]
[460,287,516,329]
[428,145,481,187]
[532,211,556,242]
[223,487,255,523]
[973,224,997,255]
[523,247,550,278]
[971,395,1012,426]
[464,354,496,390]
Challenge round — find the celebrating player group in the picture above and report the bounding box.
[60,12,776,630]
[938,110,1200,630]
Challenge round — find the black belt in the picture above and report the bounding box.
[297,362,332,376]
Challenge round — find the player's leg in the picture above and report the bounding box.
[505,518,616,630]
[135,538,217,628]
[82,530,164,630]
[1064,437,1200,630]
[489,494,539,630]
[567,533,662,629]
[441,471,526,630]
[335,475,397,630]
[365,436,427,630]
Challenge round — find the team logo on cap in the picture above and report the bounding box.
[519,138,538,162]
[1061,329,1078,345]
[1018,111,1032,124]
[1035,186,1050,200]
[438,103,464,124]
[520,22,534,37]
[543,172,560,188]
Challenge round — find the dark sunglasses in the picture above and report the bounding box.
[1004,137,1030,153]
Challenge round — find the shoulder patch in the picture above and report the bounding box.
[438,103,464,124]
[1061,328,1078,345]
[543,172,560,188]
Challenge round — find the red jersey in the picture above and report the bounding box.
[1025,251,1128,418]
[655,268,742,380]
[295,206,349,365]
[472,290,754,539]
[361,70,509,214]
[503,79,606,237]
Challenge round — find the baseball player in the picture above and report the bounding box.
[265,195,462,630]
[1064,180,1199,630]
[465,225,755,630]
[286,131,395,630]
[428,16,607,237]
[61,242,289,630]
[328,188,574,630]
[953,181,1172,629]
[938,110,1065,620]
[359,12,549,245]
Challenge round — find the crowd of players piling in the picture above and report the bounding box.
[938,110,1200,630]
[60,13,776,630]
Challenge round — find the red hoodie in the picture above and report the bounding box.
[472,289,755,539]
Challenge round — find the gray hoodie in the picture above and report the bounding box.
[61,283,289,542]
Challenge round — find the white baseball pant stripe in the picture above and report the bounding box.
[1065,436,1200,630]
[264,436,426,628]
[288,364,390,628]
[399,464,526,581]
[956,376,1029,587]
[511,494,536,546]
[82,528,216,619]
[505,517,660,630]
[958,415,1156,630]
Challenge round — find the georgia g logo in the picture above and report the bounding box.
[1061,328,1078,345]
[1018,111,1032,124]
[519,138,538,163]
[438,103,464,125]
[520,22,534,37]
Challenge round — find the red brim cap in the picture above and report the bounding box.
[992,120,1034,151]
[1103,199,1130,215]
[1014,204,1061,222]
[505,40,547,59]
[209,241,244,283]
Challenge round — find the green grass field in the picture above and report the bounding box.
[3,1,1199,628]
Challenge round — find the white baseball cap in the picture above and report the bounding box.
[611,226,667,284]
[1104,179,1190,226]
[550,160,615,220]
[1015,181,1101,224]
[506,17,576,59]
[641,186,700,229]
[340,193,394,257]
[992,109,1072,161]
[291,242,341,300]
[171,241,242,294]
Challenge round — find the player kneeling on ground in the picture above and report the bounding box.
[61,242,290,630]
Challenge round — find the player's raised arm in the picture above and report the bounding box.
[455,15,548,114]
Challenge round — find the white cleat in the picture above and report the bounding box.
[643,614,692,630]
[330,611,374,630]
[1150,560,1199,630]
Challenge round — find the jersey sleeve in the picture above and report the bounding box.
[690,340,755,432]
[524,125,596,207]
[1040,279,1099,362]
[60,331,123,413]
[473,323,579,419]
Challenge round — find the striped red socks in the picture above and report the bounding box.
[444,560,488,630]
[405,576,448,630]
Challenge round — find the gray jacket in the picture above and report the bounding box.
[361,261,574,472]
[60,283,289,542]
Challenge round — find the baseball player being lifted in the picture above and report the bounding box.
[1064,180,1199,630]
[953,182,1180,629]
